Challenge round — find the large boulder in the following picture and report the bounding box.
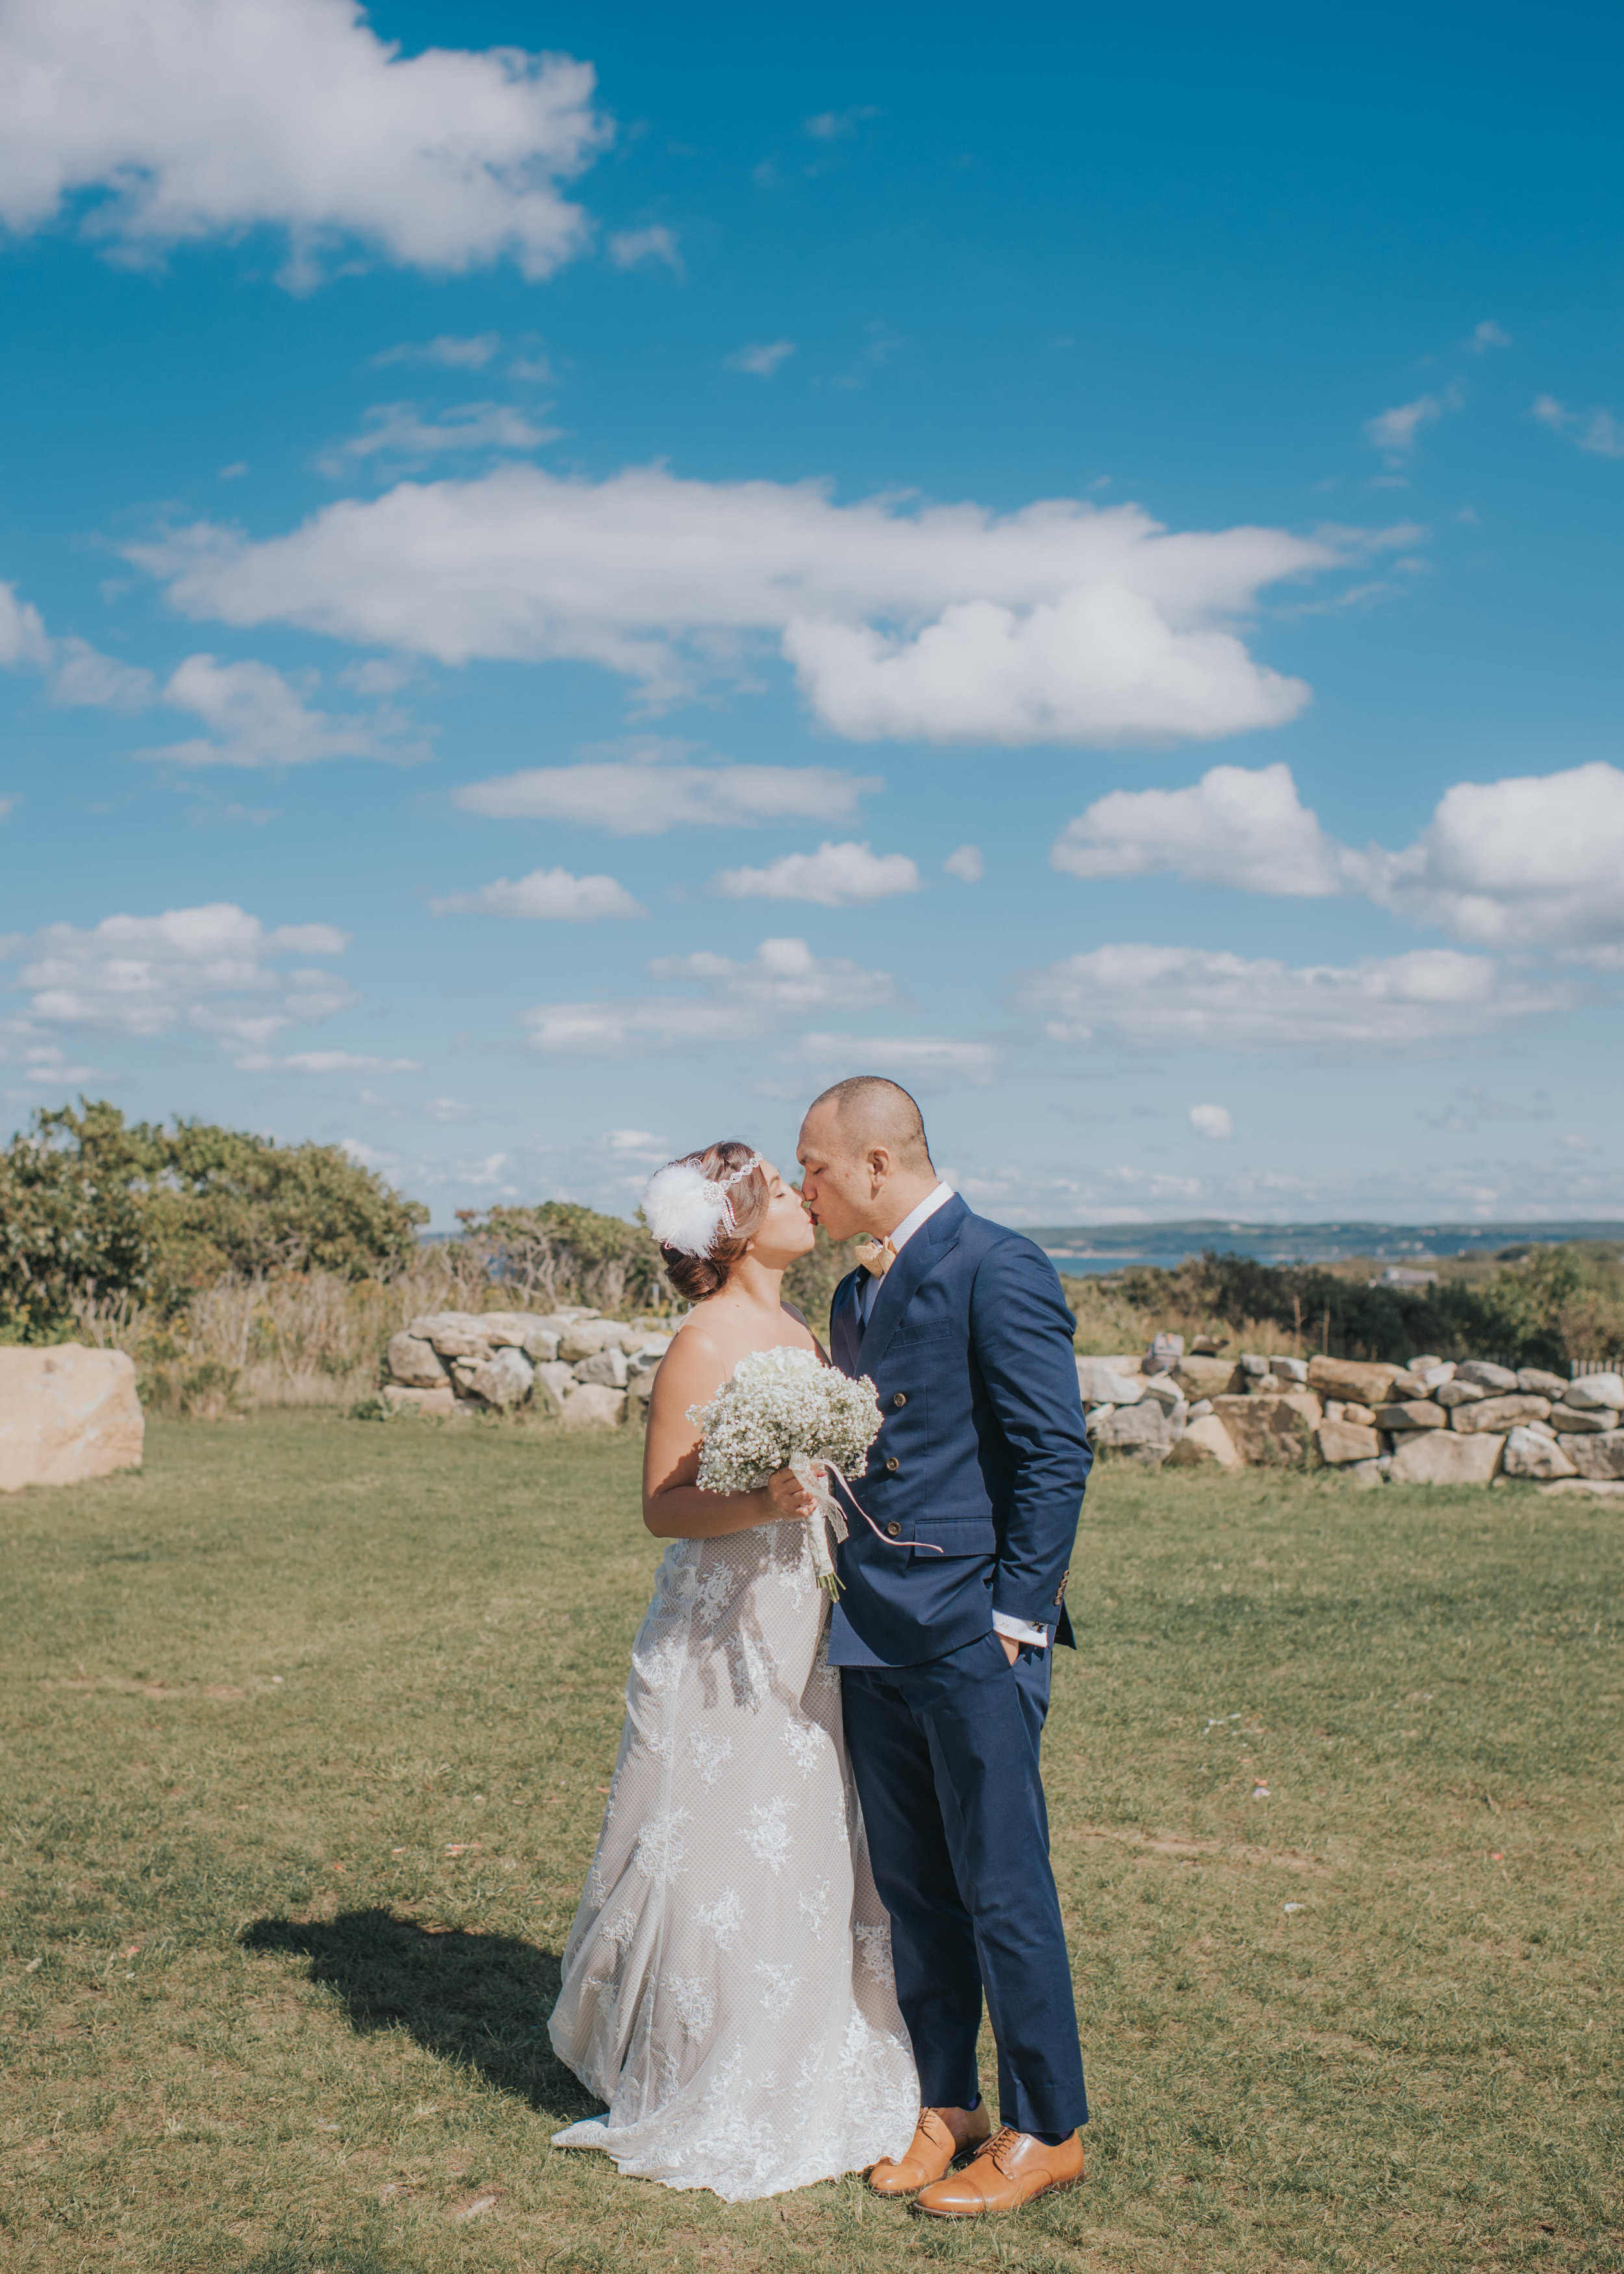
[1501,1427,1577,1481]
[407,1310,494,1359]
[1557,1431,1624,1481]
[1165,1414,1242,1469]
[1374,1399,1448,1431]
[0,1347,144,1491]
[1538,1477,1624,1499]
[559,1321,637,1363]
[1076,1358,1143,1407]
[531,1361,576,1418]
[1566,1372,1624,1412]
[1172,1355,1236,1400]
[1436,1378,1490,1407]
[1213,1391,1320,1466]
[1452,1393,1551,1435]
[1316,1418,1383,1465]
[451,1346,535,1409]
[381,1384,462,1420]
[1389,1429,1504,1485]
[1346,1459,1387,1489]
[1306,1356,1399,1406]
[1549,1403,1621,1434]
[479,1313,561,1362]
[1089,1401,1179,1465]
[575,1346,629,1389]
[1518,1367,1571,1399]
[387,1331,449,1388]
[1455,1360,1519,1392]
[559,1383,628,1430]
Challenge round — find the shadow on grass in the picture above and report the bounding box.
[241,1908,599,2119]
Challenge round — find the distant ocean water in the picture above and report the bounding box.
[1037,1221,1624,1277]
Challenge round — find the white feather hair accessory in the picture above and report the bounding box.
[642,1151,762,1257]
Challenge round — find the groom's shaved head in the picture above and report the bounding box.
[805,1076,933,1172]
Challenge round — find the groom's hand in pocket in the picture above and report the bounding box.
[998,1635,1021,1667]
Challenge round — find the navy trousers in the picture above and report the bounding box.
[841,1629,1087,2138]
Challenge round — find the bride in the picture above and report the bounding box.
[548,1140,919,2201]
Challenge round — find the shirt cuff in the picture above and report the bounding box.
[991,1611,1049,1650]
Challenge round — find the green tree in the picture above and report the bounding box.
[459,1200,667,1314]
[0,1100,153,1337]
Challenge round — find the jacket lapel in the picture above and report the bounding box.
[830,1270,865,1375]
[856,1194,969,1374]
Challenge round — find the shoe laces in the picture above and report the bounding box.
[982,2126,1023,2173]
[918,2109,952,2150]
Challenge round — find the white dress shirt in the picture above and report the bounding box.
[859,1182,1048,1653]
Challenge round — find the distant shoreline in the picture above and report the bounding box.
[1034,1220,1624,1277]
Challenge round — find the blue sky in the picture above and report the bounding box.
[2,0,1621,1227]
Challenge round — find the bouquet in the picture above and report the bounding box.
[689,1347,882,1596]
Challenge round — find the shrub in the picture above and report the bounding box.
[456,1200,668,1316]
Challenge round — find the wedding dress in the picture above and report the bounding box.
[548,1477,919,2200]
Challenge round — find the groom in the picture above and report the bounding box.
[796,1077,1091,2219]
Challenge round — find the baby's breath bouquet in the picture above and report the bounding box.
[689,1346,882,1596]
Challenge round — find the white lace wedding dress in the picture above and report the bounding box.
[548,1499,919,2201]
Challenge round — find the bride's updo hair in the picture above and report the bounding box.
[654,1140,770,1303]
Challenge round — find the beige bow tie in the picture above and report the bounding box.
[855,1237,898,1278]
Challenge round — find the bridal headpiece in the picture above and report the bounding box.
[641,1150,763,1257]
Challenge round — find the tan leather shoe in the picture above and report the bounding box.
[912,2125,1085,2217]
[867,2104,993,2197]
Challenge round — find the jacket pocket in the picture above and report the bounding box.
[911,1514,998,1557]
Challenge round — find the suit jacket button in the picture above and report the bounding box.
[893,1392,907,1408]
[885,1456,900,1472]
[886,1521,902,1536]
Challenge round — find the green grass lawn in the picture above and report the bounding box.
[2,1412,1619,2274]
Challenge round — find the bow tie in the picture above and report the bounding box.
[855,1236,898,1279]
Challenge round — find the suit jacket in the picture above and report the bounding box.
[826,1193,1091,1668]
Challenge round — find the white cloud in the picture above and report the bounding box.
[1531,395,1624,459]
[1052,761,1358,895]
[431,866,647,919]
[787,1032,997,1088]
[803,107,880,140]
[1,902,349,1041]
[728,340,796,377]
[0,578,154,706]
[235,1049,422,1075]
[453,755,879,834]
[1189,1103,1234,1141]
[133,463,1368,745]
[607,225,680,273]
[1467,320,1512,353]
[1368,761,1624,962]
[1365,394,1444,456]
[943,844,984,883]
[0,0,606,288]
[712,839,919,907]
[1051,758,1624,965]
[372,333,501,369]
[522,936,893,1057]
[142,654,426,767]
[1021,943,1569,1054]
[316,400,557,475]
[0,580,52,668]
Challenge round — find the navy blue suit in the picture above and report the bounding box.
[828,1193,1091,2138]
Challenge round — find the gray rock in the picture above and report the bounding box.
[1239,1353,1269,1378]
[454,1346,535,1409]
[1454,1360,1519,1392]
[1269,1356,1309,1383]
[1556,1431,1624,1481]
[1566,1372,1624,1412]
[559,1382,628,1430]
[381,1383,462,1419]
[1436,1378,1490,1407]
[1538,1476,1624,1499]
[409,1309,495,1360]
[1347,1459,1387,1489]
[1306,1356,1399,1406]
[481,1314,561,1362]
[1451,1393,1551,1435]
[1419,1361,1456,1388]
[1212,1392,1321,1466]
[1387,1369,1433,1401]
[628,1347,666,1378]
[1342,1401,1377,1427]
[1317,1419,1383,1464]
[574,1346,629,1389]
[1389,1429,1504,1485]
[1517,1367,1571,1399]
[1409,1355,1444,1374]
[1137,1373,1186,1413]
[1164,1414,1241,1469]
[1374,1399,1448,1431]
[1076,1359,1143,1407]
[387,1331,448,1389]
[1501,1427,1577,1481]
[531,1361,576,1417]
[1187,1398,1214,1420]
[1089,1401,1178,1465]
[1548,1403,1621,1434]
[560,1321,638,1363]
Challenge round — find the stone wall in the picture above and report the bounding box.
[379,1307,670,1427]
[1082,1349,1624,1496]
